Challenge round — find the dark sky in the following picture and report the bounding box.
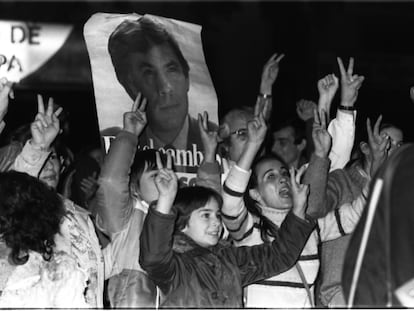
[0,1,413,151]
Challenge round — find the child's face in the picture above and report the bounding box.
[138,162,160,203]
[182,198,223,247]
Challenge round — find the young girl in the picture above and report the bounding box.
[221,110,367,308]
[139,146,315,308]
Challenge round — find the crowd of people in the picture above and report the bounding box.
[0,18,411,308]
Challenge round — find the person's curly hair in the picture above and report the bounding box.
[0,171,66,265]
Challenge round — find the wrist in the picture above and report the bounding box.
[258,92,272,99]
[340,100,355,108]
[338,104,356,111]
[314,150,328,159]
[260,84,272,96]
[29,139,49,152]
[203,151,216,163]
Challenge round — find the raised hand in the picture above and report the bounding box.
[317,73,339,116]
[31,94,63,150]
[337,57,364,107]
[154,152,178,209]
[289,166,309,220]
[312,108,332,158]
[296,99,317,121]
[79,172,99,203]
[366,115,389,177]
[198,111,218,162]
[123,93,147,136]
[260,53,285,95]
[0,77,13,133]
[247,111,267,147]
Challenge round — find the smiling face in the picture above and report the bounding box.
[252,158,292,210]
[181,198,223,247]
[126,43,189,135]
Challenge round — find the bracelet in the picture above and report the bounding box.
[258,93,272,99]
[338,105,356,111]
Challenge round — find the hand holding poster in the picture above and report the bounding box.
[84,13,218,184]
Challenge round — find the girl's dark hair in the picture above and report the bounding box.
[130,149,167,190]
[0,171,65,265]
[173,186,223,233]
[245,153,288,242]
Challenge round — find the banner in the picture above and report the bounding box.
[0,20,73,82]
[84,12,218,183]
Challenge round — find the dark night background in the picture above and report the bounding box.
[0,1,413,153]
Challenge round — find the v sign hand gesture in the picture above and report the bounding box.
[290,166,309,221]
[312,109,332,158]
[123,93,148,137]
[337,57,365,107]
[31,94,62,151]
[154,152,178,214]
[198,111,218,162]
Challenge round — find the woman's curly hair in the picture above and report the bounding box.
[0,171,66,265]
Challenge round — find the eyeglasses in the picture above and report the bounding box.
[229,128,248,139]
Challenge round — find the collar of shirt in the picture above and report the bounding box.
[145,115,190,150]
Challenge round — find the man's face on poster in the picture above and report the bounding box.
[126,43,189,133]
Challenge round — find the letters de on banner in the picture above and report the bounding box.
[0,20,73,82]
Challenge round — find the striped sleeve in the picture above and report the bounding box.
[222,164,256,242]
[318,192,367,241]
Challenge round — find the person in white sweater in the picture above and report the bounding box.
[222,109,366,308]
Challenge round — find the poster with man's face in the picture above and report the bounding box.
[84,12,218,185]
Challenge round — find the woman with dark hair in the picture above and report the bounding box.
[2,95,109,307]
[221,111,366,308]
[0,171,88,307]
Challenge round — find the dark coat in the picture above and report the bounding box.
[140,207,315,308]
[342,143,414,307]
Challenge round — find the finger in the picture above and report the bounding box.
[132,93,141,112]
[347,57,354,76]
[373,115,383,137]
[289,167,297,190]
[353,76,365,89]
[337,57,346,78]
[296,163,308,183]
[37,94,45,114]
[275,53,285,63]
[139,96,148,112]
[33,119,44,132]
[155,151,163,170]
[197,113,204,132]
[166,152,172,170]
[254,100,261,117]
[158,169,172,181]
[46,97,54,116]
[54,106,63,117]
[267,52,278,64]
[203,111,208,130]
[366,118,374,143]
[36,113,48,128]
